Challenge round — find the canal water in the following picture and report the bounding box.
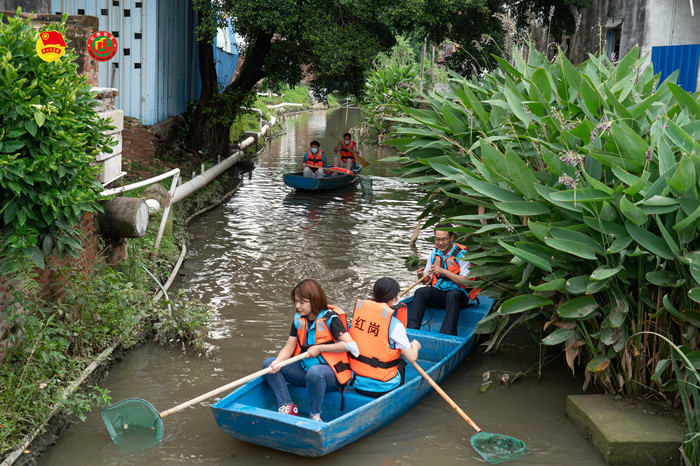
[39,108,603,465]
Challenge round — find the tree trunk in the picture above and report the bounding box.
[186,30,274,159]
[185,29,218,154]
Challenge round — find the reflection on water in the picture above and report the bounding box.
[38,108,603,465]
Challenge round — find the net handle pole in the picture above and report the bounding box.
[410,360,482,433]
[159,351,309,418]
[399,274,433,298]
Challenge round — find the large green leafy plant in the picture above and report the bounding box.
[361,63,420,142]
[386,44,700,396]
[0,12,113,271]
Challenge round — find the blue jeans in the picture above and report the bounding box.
[263,357,340,416]
[407,286,470,336]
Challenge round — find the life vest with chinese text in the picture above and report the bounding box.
[348,299,402,382]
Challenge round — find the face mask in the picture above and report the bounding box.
[311,148,318,153]
[344,139,350,144]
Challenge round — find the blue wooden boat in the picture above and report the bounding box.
[211,294,494,457]
[283,165,361,191]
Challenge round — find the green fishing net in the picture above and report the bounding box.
[470,431,528,464]
[101,398,164,450]
[359,176,373,197]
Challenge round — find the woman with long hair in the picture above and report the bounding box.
[263,279,358,422]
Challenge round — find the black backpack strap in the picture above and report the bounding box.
[348,354,401,369]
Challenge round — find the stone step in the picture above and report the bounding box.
[566,394,685,465]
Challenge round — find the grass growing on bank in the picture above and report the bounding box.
[0,170,240,457]
[255,84,343,109]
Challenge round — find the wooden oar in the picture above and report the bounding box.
[410,360,528,464]
[303,163,357,176]
[398,274,432,297]
[330,133,369,167]
[160,352,308,417]
[102,352,309,449]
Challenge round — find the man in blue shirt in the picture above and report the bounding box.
[406,223,472,335]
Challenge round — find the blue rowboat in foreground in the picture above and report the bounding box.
[283,165,361,191]
[211,295,494,457]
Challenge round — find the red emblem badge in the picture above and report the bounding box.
[87,31,118,62]
[36,30,66,62]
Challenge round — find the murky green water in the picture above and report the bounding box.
[38,108,603,465]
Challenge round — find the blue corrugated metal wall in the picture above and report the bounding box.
[193,20,239,97]
[50,0,196,124]
[651,44,700,93]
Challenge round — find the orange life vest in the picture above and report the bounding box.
[348,299,402,382]
[339,141,356,163]
[305,149,324,168]
[293,305,352,384]
[430,242,480,300]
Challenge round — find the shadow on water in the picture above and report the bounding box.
[38,108,604,466]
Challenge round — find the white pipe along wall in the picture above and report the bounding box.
[171,115,275,204]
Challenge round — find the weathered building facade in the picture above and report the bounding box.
[532,0,700,92]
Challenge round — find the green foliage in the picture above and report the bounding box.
[0,12,114,271]
[229,112,261,143]
[505,0,592,39]
[0,240,211,453]
[375,36,417,69]
[643,332,700,463]
[386,43,700,397]
[256,85,313,107]
[361,63,420,142]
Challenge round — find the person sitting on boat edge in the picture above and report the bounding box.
[302,140,327,179]
[406,223,479,336]
[348,277,421,398]
[263,278,358,422]
[333,132,358,170]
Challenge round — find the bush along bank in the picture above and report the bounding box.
[0,164,255,463]
[0,212,211,461]
[384,42,700,462]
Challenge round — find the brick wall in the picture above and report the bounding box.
[1,10,100,84]
[122,116,157,163]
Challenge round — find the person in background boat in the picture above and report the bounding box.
[302,140,327,179]
[263,278,359,422]
[333,132,358,170]
[406,223,476,336]
[348,277,421,398]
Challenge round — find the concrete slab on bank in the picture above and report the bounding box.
[566,394,684,465]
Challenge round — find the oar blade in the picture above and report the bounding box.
[101,398,164,450]
[470,431,528,464]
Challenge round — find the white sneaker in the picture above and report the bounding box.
[310,413,322,422]
[278,403,299,416]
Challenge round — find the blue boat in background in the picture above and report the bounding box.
[211,295,494,457]
[283,165,361,191]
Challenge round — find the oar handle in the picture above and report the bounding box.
[303,163,355,175]
[410,360,482,433]
[159,352,309,418]
[398,274,432,298]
